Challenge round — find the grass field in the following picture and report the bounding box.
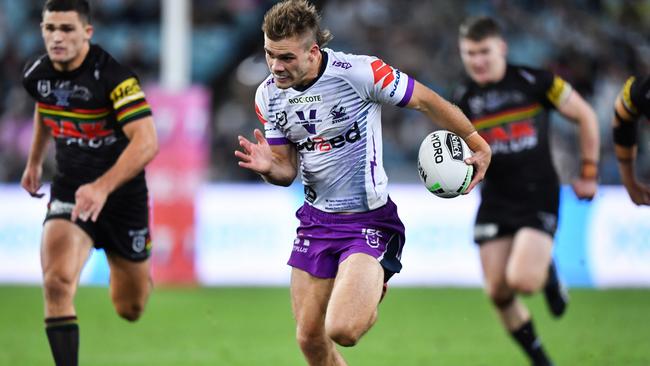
[0,286,648,365]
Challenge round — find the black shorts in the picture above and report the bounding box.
[473,188,560,245]
[45,180,152,261]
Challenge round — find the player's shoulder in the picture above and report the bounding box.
[255,74,276,101]
[22,53,51,82]
[509,64,553,86]
[324,48,378,77]
[91,44,134,80]
[629,75,650,95]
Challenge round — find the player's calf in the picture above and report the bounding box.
[543,261,568,318]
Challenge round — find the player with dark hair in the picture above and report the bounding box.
[454,16,600,366]
[235,1,491,365]
[612,76,650,205]
[21,1,158,365]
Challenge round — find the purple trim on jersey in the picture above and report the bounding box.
[396,76,415,107]
[370,135,378,190]
[267,137,290,145]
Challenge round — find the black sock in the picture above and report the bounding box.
[45,316,79,366]
[511,320,553,366]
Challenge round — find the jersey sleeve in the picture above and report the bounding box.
[621,76,650,120]
[255,81,289,146]
[346,55,414,107]
[21,56,46,100]
[105,59,152,125]
[519,66,572,109]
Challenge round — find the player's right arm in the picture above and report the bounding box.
[612,76,650,205]
[21,107,50,197]
[407,81,491,193]
[236,83,298,187]
[235,129,298,187]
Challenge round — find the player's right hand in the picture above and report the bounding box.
[623,179,650,206]
[20,165,44,198]
[234,129,273,175]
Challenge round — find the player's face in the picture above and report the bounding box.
[41,10,93,71]
[459,36,507,85]
[264,34,321,89]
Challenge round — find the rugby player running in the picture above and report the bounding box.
[235,1,491,365]
[21,1,157,365]
[453,16,600,366]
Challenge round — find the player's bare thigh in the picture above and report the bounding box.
[325,253,383,345]
[291,268,334,330]
[479,236,514,297]
[507,227,553,294]
[41,219,93,316]
[106,253,152,321]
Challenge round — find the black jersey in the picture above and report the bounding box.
[454,64,572,202]
[620,75,650,120]
[22,44,152,195]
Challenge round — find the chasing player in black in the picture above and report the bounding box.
[612,76,650,205]
[21,1,158,365]
[453,16,600,366]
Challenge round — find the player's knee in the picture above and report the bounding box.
[485,285,515,309]
[114,301,145,322]
[43,273,75,304]
[507,273,541,295]
[326,323,361,347]
[296,325,327,353]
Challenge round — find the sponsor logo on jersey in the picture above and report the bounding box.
[110,77,144,108]
[296,121,360,152]
[389,70,401,97]
[292,236,310,253]
[295,109,322,134]
[48,199,75,216]
[288,94,323,105]
[329,100,349,123]
[331,60,352,69]
[371,59,395,90]
[445,133,465,161]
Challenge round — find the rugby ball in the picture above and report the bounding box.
[417,130,473,198]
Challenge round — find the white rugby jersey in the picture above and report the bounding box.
[254,48,414,212]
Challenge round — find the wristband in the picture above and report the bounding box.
[580,159,598,180]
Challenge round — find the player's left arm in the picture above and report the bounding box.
[555,88,600,199]
[611,77,650,205]
[71,116,158,222]
[406,80,491,193]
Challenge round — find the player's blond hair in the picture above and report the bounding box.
[262,0,333,48]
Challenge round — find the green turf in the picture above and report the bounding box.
[0,286,648,365]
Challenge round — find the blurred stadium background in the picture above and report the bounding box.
[0,0,649,365]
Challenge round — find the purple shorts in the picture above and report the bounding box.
[288,198,406,280]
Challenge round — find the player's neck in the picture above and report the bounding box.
[52,42,90,72]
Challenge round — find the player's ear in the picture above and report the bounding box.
[84,24,94,40]
[499,38,508,57]
[307,40,320,58]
